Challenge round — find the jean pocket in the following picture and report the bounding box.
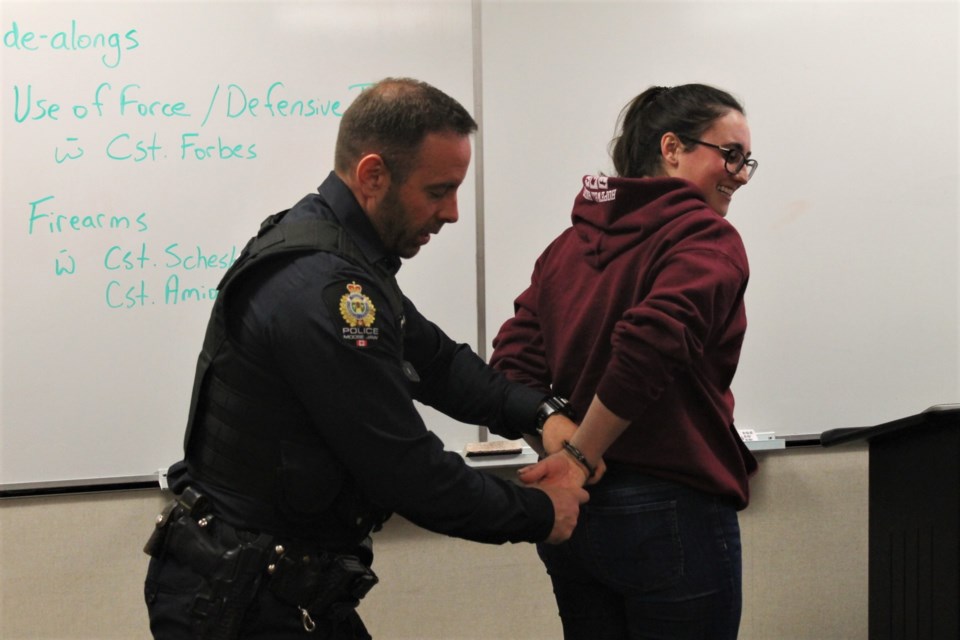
[583,498,683,593]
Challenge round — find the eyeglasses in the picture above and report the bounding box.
[679,136,758,179]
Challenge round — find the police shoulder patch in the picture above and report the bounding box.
[339,281,376,328]
[324,279,383,349]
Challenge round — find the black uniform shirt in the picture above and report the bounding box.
[170,172,553,545]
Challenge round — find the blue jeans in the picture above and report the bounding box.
[537,467,743,640]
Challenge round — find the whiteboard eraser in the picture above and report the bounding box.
[464,441,524,457]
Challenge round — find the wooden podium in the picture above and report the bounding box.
[822,404,960,640]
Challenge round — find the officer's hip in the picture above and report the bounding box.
[143,487,377,639]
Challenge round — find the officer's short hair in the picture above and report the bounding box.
[334,77,477,183]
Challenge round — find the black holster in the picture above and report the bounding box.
[144,488,272,639]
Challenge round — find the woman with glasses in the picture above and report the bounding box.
[490,84,758,640]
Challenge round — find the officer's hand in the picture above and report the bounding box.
[537,483,589,544]
[518,451,587,490]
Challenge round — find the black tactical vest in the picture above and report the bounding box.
[182,210,401,546]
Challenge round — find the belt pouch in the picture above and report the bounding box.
[268,550,378,619]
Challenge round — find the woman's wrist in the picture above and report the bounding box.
[561,440,597,479]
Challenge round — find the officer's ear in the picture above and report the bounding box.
[355,154,391,208]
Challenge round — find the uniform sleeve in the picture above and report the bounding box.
[401,297,545,440]
[259,253,553,544]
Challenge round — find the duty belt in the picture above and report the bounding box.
[144,487,378,636]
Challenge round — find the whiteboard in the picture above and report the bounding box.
[3,0,958,489]
[480,0,959,437]
[1,0,478,488]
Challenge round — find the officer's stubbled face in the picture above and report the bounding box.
[375,131,471,259]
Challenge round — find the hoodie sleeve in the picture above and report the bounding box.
[489,252,554,395]
[597,234,749,421]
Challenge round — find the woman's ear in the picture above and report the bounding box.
[660,131,683,164]
[660,132,684,173]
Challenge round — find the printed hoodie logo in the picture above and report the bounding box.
[582,175,617,203]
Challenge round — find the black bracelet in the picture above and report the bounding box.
[561,440,597,479]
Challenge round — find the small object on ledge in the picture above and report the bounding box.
[464,440,524,457]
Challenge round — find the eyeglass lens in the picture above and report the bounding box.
[724,149,756,178]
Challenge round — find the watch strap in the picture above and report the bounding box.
[535,396,571,435]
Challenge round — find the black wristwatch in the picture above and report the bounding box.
[535,396,572,436]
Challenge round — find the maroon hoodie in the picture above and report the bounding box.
[491,175,757,507]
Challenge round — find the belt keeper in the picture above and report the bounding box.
[561,440,597,479]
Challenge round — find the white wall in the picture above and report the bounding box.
[481,1,960,437]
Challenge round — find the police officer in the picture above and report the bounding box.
[143,77,589,639]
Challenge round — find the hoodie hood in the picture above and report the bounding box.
[573,175,708,269]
